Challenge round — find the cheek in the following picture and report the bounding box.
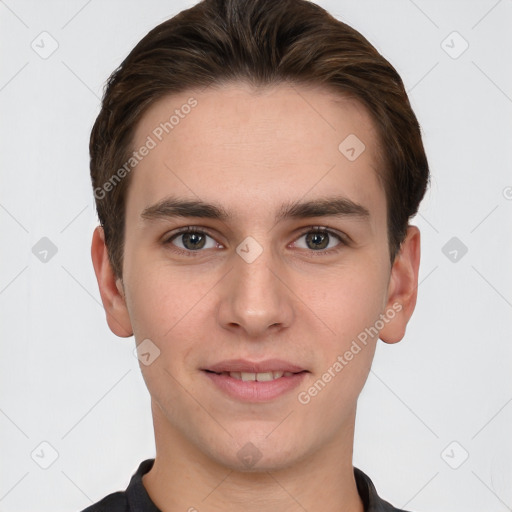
[294,268,385,426]
[124,246,209,339]
[125,272,172,342]
[297,260,389,348]
[124,256,221,384]
[125,264,205,419]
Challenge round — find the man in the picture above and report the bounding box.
[87,0,429,510]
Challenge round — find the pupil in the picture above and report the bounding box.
[307,232,328,250]
[184,233,205,250]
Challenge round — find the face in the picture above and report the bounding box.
[93,82,419,472]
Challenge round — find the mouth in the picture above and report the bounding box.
[202,358,308,379]
[203,369,303,381]
[201,359,309,402]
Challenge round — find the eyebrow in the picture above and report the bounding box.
[140,195,370,224]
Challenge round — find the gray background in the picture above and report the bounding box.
[1,0,511,510]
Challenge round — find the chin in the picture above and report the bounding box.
[219,450,303,474]
[206,430,309,474]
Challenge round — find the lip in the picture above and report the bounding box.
[204,358,306,374]
[202,359,309,403]
[203,370,307,402]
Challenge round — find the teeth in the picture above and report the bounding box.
[254,372,273,382]
[228,371,288,381]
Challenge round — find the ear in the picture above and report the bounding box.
[379,225,421,344]
[91,226,133,337]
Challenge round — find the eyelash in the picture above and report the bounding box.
[163,226,347,257]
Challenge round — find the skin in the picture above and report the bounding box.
[91,82,420,512]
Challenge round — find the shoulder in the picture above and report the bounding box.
[78,459,156,512]
[354,466,414,512]
[79,491,128,512]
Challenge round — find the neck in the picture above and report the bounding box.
[143,402,364,512]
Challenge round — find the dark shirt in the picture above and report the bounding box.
[81,459,411,512]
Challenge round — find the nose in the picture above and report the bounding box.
[216,243,294,339]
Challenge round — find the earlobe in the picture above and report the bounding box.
[379,226,421,344]
[91,226,133,338]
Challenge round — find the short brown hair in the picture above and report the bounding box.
[90,0,429,279]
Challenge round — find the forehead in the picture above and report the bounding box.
[125,82,385,227]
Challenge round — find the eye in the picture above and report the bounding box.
[164,227,220,254]
[292,227,345,253]
[163,225,346,257]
